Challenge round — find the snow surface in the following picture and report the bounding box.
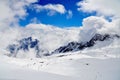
[0,16,120,80]
[0,55,79,80]
[0,48,120,80]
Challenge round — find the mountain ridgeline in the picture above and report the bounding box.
[7,37,40,57]
[52,34,120,53]
[7,34,120,57]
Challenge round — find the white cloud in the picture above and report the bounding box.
[25,23,80,52]
[30,17,41,23]
[77,0,120,18]
[79,16,120,42]
[77,0,120,42]
[33,4,66,16]
[79,16,109,42]
[66,10,73,19]
[0,0,37,30]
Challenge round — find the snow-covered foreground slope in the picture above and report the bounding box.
[0,55,80,80]
[1,45,120,80]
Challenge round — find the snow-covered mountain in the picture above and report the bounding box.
[7,37,40,57]
[0,16,120,58]
[0,20,119,58]
[0,24,80,58]
[53,34,120,53]
[6,31,120,58]
[0,16,120,80]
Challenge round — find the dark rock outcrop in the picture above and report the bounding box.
[7,37,40,57]
[7,34,120,57]
[52,34,120,53]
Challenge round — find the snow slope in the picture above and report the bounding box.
[1,39,120,80]
[0,55,79,80]
[1,49,120,80]
[0,16,120,80]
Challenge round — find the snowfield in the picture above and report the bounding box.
[0,55,78,80]
[1,46,120,80]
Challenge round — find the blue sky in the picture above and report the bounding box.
[19,0,96,27]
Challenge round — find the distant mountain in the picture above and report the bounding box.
[6,33,120,57]
[52,34,120,53]
[7,37,41,57]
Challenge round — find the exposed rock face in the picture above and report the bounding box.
[52,34,120,53]
[7,37,40,57]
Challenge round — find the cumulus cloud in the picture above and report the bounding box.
[14,23,80,53]
[79,16,120,42]
[33,4,73,18]
[33,4,66,16]
[77,0,120,18]
[77,0,120,42]
[0,0,37,30]
[104,19,120,35]
[79,16,108,42]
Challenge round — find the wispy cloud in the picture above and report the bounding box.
[33,4,66,16]
[66,10,73,19]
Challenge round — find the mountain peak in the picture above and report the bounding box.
[52,34,120,53]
